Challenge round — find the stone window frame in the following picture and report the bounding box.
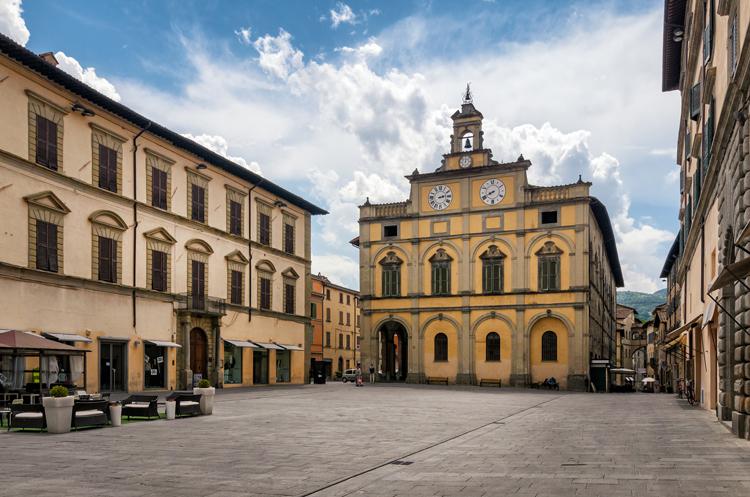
[255,259,276,310]
[256,199,273,246]
[24,191,70,273]
[480,245,506,295]
[27,90,68,172]
[225,250,249,306]
[145,148,174,211]
[281,267,299,315]
[539,207,560,227]
[429,248,453,296]
[90,124,126,194]
[187,168,211,224]
[379,251,403,297]
[536,241,562,292]
[185,239,214,298]
[282,211,297,255]
[144,227,177,292]
[89,210,128,284]
[225,185,247,237]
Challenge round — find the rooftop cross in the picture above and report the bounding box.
[462,82,473,105]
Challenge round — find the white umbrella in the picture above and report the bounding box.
[641,377,656,383]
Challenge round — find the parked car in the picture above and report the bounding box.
[341,369,358,383]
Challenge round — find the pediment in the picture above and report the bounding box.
[379,251,403,266]
[535,241,563,256]
[225,250,249,264]
[143,227,177,245]
[89,210,128,230]
[255,259,276,273]
[281,267,300,279]
[23,191,70,215]
[480,245,506,259]
[428,248,453,262]
[185,238,214,255]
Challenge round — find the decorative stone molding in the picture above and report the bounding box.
[145,149,174,211]
[89,210,127,284]
[27,90,67,171]
[24,191,70,272]
[90,124,125,194]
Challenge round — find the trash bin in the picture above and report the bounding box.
[165,400,176,420]
[109,403,122,427]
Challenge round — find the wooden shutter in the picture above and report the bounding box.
[98,237,116,282]
[152,167,168,209]
[191,185,205,222]
[231,270,243,304]
[285,283,295,314]
[689,83,701,120]
[284,223,295,254]
[36,220,58,272]
[260,277,271,309]
[152,251,167,291]
[99,144,117,192]
[230,201,242,235]
[36,117,58,170]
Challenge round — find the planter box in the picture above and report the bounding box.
[193,387,215,415]
[42,396,74,434]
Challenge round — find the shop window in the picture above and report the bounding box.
[144,343,167,389]
[223,342,243,385]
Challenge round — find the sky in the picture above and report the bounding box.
[0,0,680,293]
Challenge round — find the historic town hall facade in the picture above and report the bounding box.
[355,90,624,390]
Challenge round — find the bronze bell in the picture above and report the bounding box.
[464,137,471,149]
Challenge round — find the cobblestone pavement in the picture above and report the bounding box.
[1,384,748,497]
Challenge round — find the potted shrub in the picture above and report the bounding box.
[42,385,74,434]
[193,378,215,415]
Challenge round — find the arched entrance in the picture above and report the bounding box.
[378,321,408,381]
[190,327,208,382]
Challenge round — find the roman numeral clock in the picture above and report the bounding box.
[480,178,506,205]
[428,184,453,210]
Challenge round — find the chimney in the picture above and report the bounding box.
[38,52,59,67]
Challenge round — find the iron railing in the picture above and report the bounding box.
[176,292,226,316]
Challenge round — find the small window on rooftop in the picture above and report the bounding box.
[541,210,558,225]
[384,224,399,237]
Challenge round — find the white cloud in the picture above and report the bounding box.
[252,28,304,80]
[0,0,29,46]
[335,38,383,58]
[181,133,261,174]
[312,254,359,289]
[55,51,121,101]
[330,3,356,28]
[234,26,252,45]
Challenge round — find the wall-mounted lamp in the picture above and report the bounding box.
[672,28,684,43]
[71,103,95,117]
[274,200,287,208]
[196,163,208,170]
[736,110,748,125]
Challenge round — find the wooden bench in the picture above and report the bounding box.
[479,379,501,388]
[426,376,448,385]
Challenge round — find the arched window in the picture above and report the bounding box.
[434,333,448,361]
[481,245,505,294]
[379,251,403,297]
[337,356,344,372]
[485,332,500,361]
[430,249,452,295]
[536,241,562,291]
[541,331,557,362]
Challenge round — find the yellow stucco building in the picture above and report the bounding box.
[313,275,361,379]
[355,90,623,390]
[0,35,326,393]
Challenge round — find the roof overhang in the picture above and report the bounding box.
[590,197,624,287]
[662,0,687,92]
[660,235,680,278]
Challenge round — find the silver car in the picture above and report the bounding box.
[341,369,358,383]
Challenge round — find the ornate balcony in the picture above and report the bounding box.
[176,293,227,316]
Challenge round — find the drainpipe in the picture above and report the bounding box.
[247,178,264,321]
[131,122,152,328]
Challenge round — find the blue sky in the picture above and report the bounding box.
[2,0,679,292]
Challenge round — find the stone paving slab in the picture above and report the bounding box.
[0,384,748,497]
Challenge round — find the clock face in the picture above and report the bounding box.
[428,184,453,210]
[480,178,506,205]
[459,155,472,168]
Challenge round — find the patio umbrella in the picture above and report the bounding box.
[641,377,656,383]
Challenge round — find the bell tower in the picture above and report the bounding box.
[450,84,484,153]
[441,84,493,171]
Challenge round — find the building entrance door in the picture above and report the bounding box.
[190,328,208,384]
[100,341,126,392]
[379,321,408,381]
[253,350,268,384]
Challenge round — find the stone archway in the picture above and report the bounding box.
[378,320,408,381]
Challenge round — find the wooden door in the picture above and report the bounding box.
[190,328,207,378]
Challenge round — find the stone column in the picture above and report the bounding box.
[510,307,529,386]
[178,313,192,390]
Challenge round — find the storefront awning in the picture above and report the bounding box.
[222,338,260,348]
[145,339,182,348]
[43,332,92,343]
[278,343,304,351]
[253,341,285,350]
[708,257,750,292]
[701,299,717,328]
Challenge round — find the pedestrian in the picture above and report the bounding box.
[369,363,375,384]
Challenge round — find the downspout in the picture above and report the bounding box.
[247,178,265,321]
[132,122,152,328]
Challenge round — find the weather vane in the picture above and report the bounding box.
[462,82,473,104]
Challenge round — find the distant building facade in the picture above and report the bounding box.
[355,91,623,390]
[313,274,360,378]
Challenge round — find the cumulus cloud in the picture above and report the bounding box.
[330,2,356,28]
[252,29,304,79]
[0,0,29,46]
[55,51,121,101]
[181,133,261,174]
[234,26,252,45]
[335,38,383,58]
[312,254,359,289]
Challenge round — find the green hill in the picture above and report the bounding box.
[617,288,667,321]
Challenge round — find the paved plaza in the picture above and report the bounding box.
[1,384,749,497]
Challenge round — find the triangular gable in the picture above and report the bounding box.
[143,227,177,245]
[225,250,249,264]
[281,267,300,279]
[23,191,70,214]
